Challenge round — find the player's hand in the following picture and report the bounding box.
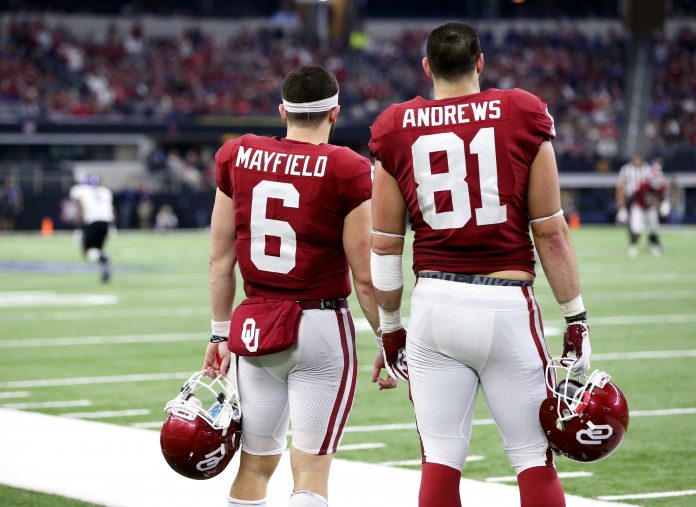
[616,207,628,224]
[371,351,398,390]
[659,201,671,218]
[378,328,409,381]
[562,317,591,376]
[203,341,231,378]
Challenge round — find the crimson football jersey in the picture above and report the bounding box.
[369,88,555,275]
[216,134,372,300]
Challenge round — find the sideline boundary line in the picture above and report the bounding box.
[0,409,636,507]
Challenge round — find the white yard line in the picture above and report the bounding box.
[593,350,696,361]
[62,408,150,419]
[0,291,118,308]
[0,372,191,389]
[338,443,386,452]
[0,332,200,348]
[487,471,593,483]
[630,408,696,417]
[597,490,696,501]
[2,400,91,409]
[0,306,210,321]
[0,391,31,399]
[379,456,484,467]
[0,409,635,507]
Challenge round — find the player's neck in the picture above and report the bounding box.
[432,76,480,100]
[285,125,330,145]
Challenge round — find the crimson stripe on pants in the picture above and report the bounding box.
[318,309,351,455]
[331,310,358,453]
[522,286,556,467]
[522,286,552,398]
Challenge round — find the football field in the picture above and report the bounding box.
[1,226,695,506]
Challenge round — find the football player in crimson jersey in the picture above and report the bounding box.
[369,22,590,507]
[204,66,386,507]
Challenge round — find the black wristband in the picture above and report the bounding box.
[210,334,228,343]
[565,311,587,324]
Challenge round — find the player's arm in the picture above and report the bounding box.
[529,141,590,374]
[371,161,408,385]
[343,199,380,334]
[204,188,237,377]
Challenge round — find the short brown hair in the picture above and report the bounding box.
[281,66,339,127]
[426,22,481,81]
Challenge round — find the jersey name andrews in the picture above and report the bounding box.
[236,146,328,178]
[402,99,502,129]
[242,317,260,353]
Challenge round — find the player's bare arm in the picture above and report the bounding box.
[343,199,380,334]
[529,141,590,374]
[205,188,237,377]
[371,161,407,386]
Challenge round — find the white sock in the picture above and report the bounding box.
[227,497,267,506]
[289,490,328,507]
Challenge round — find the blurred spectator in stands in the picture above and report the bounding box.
[155,204,178,231]
[0,176,23,230]
[136,192,153,229]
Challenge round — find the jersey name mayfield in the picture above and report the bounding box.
[369,88,555,275]
[216,134,372,300]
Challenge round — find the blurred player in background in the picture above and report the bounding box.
[204,66,382,507]
[69,175,115,282]
[370,22,591,507]
[0,175,23,231]
[616,153,670,257]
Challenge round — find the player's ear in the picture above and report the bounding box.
[279,104,288,124]
[422,57,433,78]
[476,53,484,75]
[328,105,340,124]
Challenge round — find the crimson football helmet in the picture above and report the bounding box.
[160,371,241,479]
[539,358,628,463]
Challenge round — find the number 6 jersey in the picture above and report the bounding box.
[369,88,555,275]
[216,134,372,300]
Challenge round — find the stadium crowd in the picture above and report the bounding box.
[1,18,627,160]
[649,26,696,149]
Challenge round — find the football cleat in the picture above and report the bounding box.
[539,358,628,462]
[160,371,241,479]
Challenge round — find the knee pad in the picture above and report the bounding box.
[289,490,328,507]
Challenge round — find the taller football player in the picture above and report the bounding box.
[203,66,384,507]
[369,22,590,507]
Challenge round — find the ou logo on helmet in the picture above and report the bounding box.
[242,318,260,353]
[576,421,614,445]
[196,444,227,472]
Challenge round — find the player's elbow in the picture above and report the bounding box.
[533,223,572,258]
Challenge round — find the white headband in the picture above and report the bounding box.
[282,93,339,113]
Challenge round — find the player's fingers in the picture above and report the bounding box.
[371,365,381,383]
[219,354,231,376]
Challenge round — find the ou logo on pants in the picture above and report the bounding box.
[242,318,260,353]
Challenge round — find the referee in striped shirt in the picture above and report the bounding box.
[615,153,663,257]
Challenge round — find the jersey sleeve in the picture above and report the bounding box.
[512,89,556,163]
[215,139,240,197]
[338,152,373,216]
[368,107,397,177]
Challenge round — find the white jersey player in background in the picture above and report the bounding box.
[69,175,115,282]
[616,153,670,257]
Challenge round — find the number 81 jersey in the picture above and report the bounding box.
[369,88,556,275]
[216,134,372,300]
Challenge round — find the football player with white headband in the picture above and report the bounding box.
[203,66,381,507]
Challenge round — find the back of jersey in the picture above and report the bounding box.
[216,134,372,300]
[369,88,555,275]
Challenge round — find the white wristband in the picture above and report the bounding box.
[378,307,402,333]
[559,295,585,318]
[371,251,403,291]
[211,320,231,337]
